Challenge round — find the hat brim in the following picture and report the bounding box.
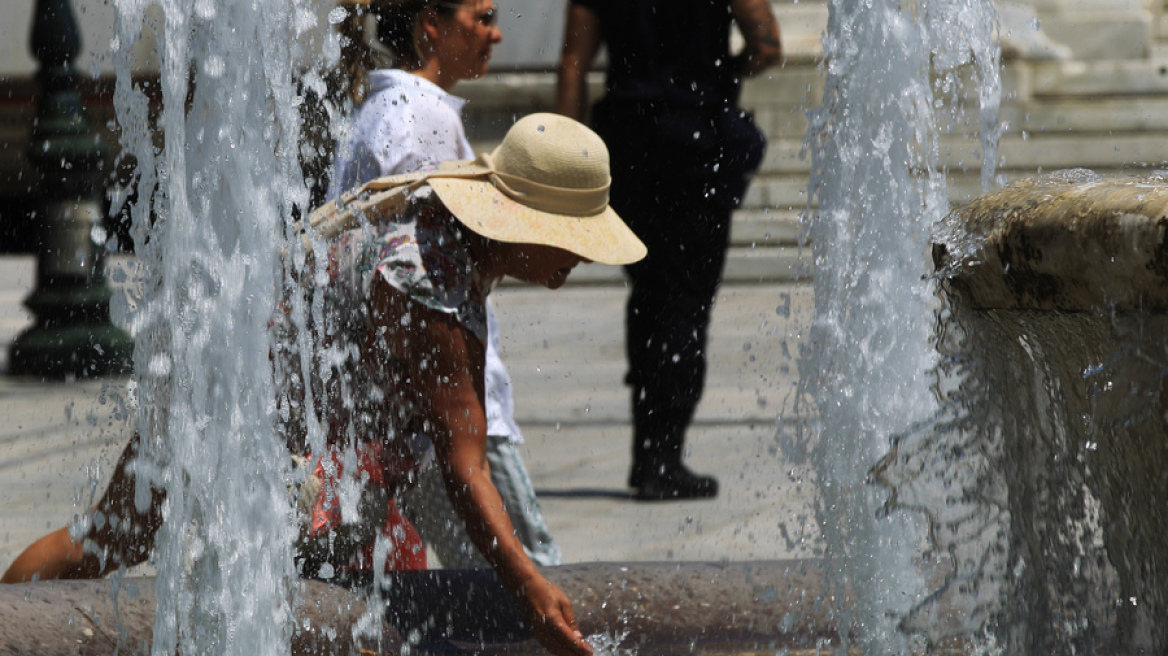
[428,173,646,266]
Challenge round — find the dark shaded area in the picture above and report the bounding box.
[0,199,41,254]
[1,78,140,256]
[533,487,634,500]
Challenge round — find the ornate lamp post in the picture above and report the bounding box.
[9,0,133,378]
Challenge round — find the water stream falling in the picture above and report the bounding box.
[798,0,1001,652]
[111,0,325,653]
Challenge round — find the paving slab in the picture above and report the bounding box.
[517,424,819,564]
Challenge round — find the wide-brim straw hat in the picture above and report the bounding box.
[309,113,646,266]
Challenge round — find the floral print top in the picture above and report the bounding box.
[323,185,491,346]
[275,186,493,470]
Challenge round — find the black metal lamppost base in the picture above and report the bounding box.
[9,324,134,380]
[10,0,133,379]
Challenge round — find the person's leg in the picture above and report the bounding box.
[611,149,730,499]
[1,433,163,583]
[595,105,737,499]
[623,200,729,499]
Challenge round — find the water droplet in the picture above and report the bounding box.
[148,353,172,377]
[204,55,225,79]
[775,292,792,317]
[194,0,215,20]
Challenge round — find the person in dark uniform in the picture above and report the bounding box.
[556,0,780,500]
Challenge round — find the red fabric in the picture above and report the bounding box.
[353,500,428,572]
[306,443,427,572]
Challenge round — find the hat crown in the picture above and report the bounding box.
[491,113,611,192]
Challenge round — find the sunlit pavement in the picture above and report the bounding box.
[0,255,819,575]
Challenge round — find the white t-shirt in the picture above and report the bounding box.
[331,69,474,195]
[329,69,524,444]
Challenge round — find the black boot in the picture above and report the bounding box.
[631,461,718,501]
[628,406,718,500]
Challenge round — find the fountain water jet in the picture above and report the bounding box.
[108,0,323,653]
[796,0,1001,652]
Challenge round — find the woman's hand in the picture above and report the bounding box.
[520,574,593,656]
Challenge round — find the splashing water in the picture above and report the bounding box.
[587,630,637,656]
[111,0,327,653]
[797,0,1000,652]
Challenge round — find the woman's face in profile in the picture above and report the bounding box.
[502,243,588,290]
[433,0,502,82]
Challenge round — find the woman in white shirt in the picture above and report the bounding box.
[330,0,562,569]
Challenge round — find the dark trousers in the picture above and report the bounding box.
[593,101,765,478]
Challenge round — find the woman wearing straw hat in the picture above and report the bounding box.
[2,113,643,656]
[327,0,566,572]
[309,112,642,656]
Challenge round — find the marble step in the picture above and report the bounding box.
[753,129,1168,177]
[536,245,810,287]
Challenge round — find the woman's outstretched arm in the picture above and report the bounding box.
[370,279,592,656]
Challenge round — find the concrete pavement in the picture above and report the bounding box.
[0,255,820,575]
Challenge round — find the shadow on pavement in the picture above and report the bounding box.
[534,488,634,500]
